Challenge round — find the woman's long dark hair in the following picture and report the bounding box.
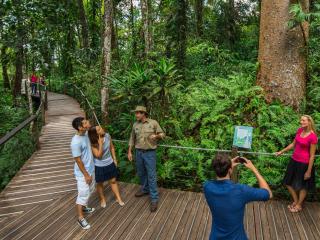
[88,126,99,147]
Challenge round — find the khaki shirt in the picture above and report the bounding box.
[129,118,165,150]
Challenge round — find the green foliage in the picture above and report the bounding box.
[0,85,39,190]
[0,89,29,136]
[0,130,37,189]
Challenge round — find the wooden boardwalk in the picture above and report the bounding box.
[1,92,320,240]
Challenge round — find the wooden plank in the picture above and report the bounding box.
[0,195,70,239]
[148,191,188,240]
[141,191,181,240]
[99,185,150,240]
[126,189,172,240]
[304,203,320,239]
[179,193,203,240]
[46,184,126,240]
[30,185,113,240]
[182,193,206,240]
[0,188,76,207]
[244,204,248,233]
[246,202,256,239]
[5,178,75,190]
[170,191,198,239]
[265,201,279,240]
[253,202,264,240]
[14,194,78,240]
[4,194,76,240]
[302,204,320,239]
[202,204,212,240]
[195,200,210,240]
[281,201,302,240]
[101,188,151,240]
[68,184,139,240]
[270,201,286,240]
[274,200,293,240]
[298,206,317,240]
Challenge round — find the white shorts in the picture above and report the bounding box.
[76,174,95,206]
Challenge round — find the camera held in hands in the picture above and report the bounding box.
[235,156,247,164]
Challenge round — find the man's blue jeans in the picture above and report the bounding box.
[135,149,159,202]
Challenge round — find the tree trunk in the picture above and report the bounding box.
[176,0,187,69]
[111,2,120,60]
[141,0,152,57]
[89,0,100,51]
[1,46,10,89]
[13,44,23,98]
[101,0,113,123]
[77,0,89,49]
[195,0,203,37]
[130,0,137,57]
[257,0,309,109]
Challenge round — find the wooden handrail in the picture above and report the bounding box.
[0,96,45,146]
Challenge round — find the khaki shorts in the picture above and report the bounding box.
[76,174,95,206]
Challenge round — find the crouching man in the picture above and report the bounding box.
[204,154,273,240]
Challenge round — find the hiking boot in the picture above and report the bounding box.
[77,218,90,230]
[135,191,149,197]
[150,202,158,212]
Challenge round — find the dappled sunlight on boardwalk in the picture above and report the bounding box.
[0,92,320,240]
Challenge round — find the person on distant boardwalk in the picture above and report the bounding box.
[70,117,96,230]
[39,74,46,86]
[30,72,38,94]
[204,153,272,240]
[88,125,125,208]
[276,115,318,213]
[127,106,165,212]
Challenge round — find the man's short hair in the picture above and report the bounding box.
[212,153,232,178]
[72,117,85,131]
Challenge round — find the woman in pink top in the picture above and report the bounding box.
[276,115,318,213]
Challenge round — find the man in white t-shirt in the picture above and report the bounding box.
[70,117,95,229]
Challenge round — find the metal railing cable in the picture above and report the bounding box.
[61,82,320,158]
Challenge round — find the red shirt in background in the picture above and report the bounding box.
[292,128,318,164]
[31,74,38,83]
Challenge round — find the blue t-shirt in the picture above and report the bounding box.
[71,134,94,178]
[94,134,113,167]
[203,180,270,240]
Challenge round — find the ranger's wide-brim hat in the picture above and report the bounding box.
[131,106,148,113]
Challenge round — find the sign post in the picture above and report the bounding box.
[232,126,253,182]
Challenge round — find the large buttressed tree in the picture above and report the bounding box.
[257,0,310,109]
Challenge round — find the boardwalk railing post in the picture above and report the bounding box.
[64,82,67,95]
[44,89,48,110]
[73,84,75,98]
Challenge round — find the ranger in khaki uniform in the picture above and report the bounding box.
[128,106,165,212]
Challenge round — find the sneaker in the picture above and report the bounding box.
[78,218,91,230]
[83,207,95,214]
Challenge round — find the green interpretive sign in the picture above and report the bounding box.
[233,126,253,149]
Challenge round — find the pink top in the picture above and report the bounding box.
[31,75,37,83]
[292,128,318,164]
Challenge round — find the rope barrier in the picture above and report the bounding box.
[112,139,320,158]
[66,83,320,158]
